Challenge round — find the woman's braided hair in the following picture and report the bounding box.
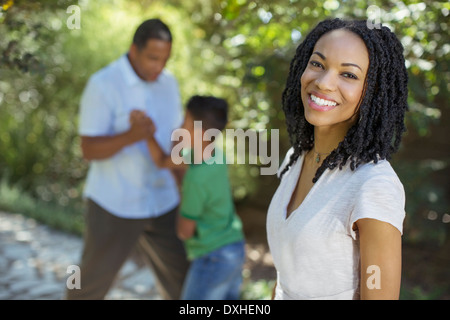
[279,18,409,182]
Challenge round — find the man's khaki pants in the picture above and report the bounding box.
[65,199,190,300]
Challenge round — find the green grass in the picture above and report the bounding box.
[0,179,84,236]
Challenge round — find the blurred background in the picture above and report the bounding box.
[0,0,448,299]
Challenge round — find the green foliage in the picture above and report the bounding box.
[393,159,449,245]
[0,177,84,235]
[400,284,447,300]
[241,279,275,300]
[0,0,448,244]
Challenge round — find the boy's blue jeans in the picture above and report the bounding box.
[181,240,246,300]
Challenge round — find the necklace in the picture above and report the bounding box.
[313,148,331,163]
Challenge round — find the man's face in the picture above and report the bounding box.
[129,39,172,82]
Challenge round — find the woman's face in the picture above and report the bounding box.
[300,29,369,130]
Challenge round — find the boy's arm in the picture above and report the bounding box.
[147,136,186,169]
[176,215,196,240]
[129,110,186,169]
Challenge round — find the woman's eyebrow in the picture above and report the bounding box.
[312,51,326,60]
[312,51,362,71]
[341,63,362,71]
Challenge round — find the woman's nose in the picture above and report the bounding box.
[314,71,337,92]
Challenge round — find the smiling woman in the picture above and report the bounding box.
[279,19,408,182]
[301,29,369,128]
[267,18,409,300]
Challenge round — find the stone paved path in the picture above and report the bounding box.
[0,211,160,300]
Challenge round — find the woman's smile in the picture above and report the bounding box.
[307,91,339,111]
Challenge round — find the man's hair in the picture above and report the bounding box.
[280,18,409,182]
[132,18,172,49]
[187,95,228,131]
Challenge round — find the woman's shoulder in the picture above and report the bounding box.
[349,159,406,238]
[356,158,399,178]
[353,159,405,195]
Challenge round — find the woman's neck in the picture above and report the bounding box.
[312,110,360,154]
[313,124,350,154]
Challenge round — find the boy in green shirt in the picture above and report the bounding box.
[131,95,245,300]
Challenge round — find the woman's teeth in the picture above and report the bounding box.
[310,94,337,107]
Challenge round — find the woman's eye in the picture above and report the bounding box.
[342,72,358,80]
[310,61,323,69]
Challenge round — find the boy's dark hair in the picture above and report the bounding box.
[132,18,172,49]
[187,95,228,131]
[280,18,409,182]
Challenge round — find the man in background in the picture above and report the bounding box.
[66,18,189,300]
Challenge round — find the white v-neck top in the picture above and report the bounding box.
[266,148,406,300]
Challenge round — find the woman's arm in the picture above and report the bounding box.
[356,218,402,300]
